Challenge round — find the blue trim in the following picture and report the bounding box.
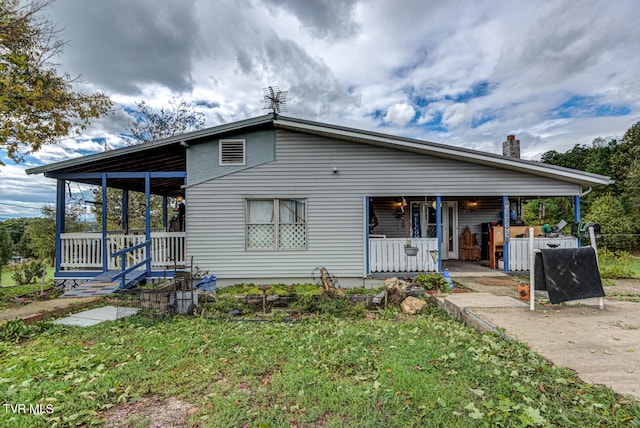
[55,270,169,279]
[436,195,442,272]
[365,196,370,276]
[574,194,581,247]
[55,180,65,273]
[102,174,108,273]
[45,171,186,180]
[145,173,151,274]
[122,189,129,232]
[502,196,509,272]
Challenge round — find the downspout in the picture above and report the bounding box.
[581,187,592,197]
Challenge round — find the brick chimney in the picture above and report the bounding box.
[502,134,521,158]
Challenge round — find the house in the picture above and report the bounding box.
[26,114,612,288]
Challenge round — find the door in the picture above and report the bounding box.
[415,201,458,260]
[441,201,458,260]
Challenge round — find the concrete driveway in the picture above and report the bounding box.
[440,277,640,401]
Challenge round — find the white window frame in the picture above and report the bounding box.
[245,198,307,250]
[219,139,246,166]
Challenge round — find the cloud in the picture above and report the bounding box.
[50,0,200,94]
[384,103,416,126]
[262,0,360,39]
[3,0,640,220]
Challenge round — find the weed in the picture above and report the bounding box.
[414,273,448,292]
[292,294,367,318]
[598,249,636,278]
[0,319,52,343]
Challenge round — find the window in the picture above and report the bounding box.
[246,199,307,250]
[219,139,245,165]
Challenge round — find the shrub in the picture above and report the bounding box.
[11,260,45,285]
[598,248,635,278]
[585,194,638,251]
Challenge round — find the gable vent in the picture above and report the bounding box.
[219,139,246,165]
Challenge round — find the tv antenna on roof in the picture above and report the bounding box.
[262,86,290,116]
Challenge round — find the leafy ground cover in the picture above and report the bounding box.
[1,307,639,427]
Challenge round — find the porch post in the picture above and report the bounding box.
[502,196,510,272]
[162,195,168,230]
[436,195,442,272]
[102,174,108,273]
[364,196,370,277]
[145,173,151,273]
[55,179,66,274]
[122,189,129,233]
[574,194,581,247]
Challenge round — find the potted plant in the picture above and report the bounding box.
[404,240,419,256]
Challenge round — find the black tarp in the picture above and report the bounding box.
[533,247,605,304]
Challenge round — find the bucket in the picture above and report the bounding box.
[517,284,530,301]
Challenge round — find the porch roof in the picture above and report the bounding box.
[26,114,613,191]
[25,115,275,196]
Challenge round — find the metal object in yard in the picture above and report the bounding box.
[257,285,272,314]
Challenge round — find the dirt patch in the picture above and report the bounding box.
[102,396,196,428]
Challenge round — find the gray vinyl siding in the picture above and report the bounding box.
[186,130,581,281]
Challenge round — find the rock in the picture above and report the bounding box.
[384,277,400,288]
[401,296,427,315]
[405,286,426,298]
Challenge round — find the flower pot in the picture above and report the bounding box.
[404,246,419,256]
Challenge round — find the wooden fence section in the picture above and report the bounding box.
[369,238,439,273]
[508,237,579,271]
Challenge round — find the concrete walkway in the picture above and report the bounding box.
[53,305,138,327]
[438,287,640,401]
[0,297,102,324]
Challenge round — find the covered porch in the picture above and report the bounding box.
[27,138,190,288]
[366,195,580,275]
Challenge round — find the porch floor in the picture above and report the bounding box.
[443,260,508,277]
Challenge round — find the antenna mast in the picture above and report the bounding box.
[262,86,290,117]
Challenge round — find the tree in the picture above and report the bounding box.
[585,194,637,251]
[92,98,205,229]
[0,227,14,285]
[127,98,205,145]
[0,0,113,165]
[23,204,83,265]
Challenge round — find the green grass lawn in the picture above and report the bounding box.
[1,308,639,427]
[0,264,55,288]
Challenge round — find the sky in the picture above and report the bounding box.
[1,0,640,220]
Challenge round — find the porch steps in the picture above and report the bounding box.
[60,270,148,298]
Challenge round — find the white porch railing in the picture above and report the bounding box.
[59,232,186,270]
[508,237,579,271]
[369,238,438,273]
